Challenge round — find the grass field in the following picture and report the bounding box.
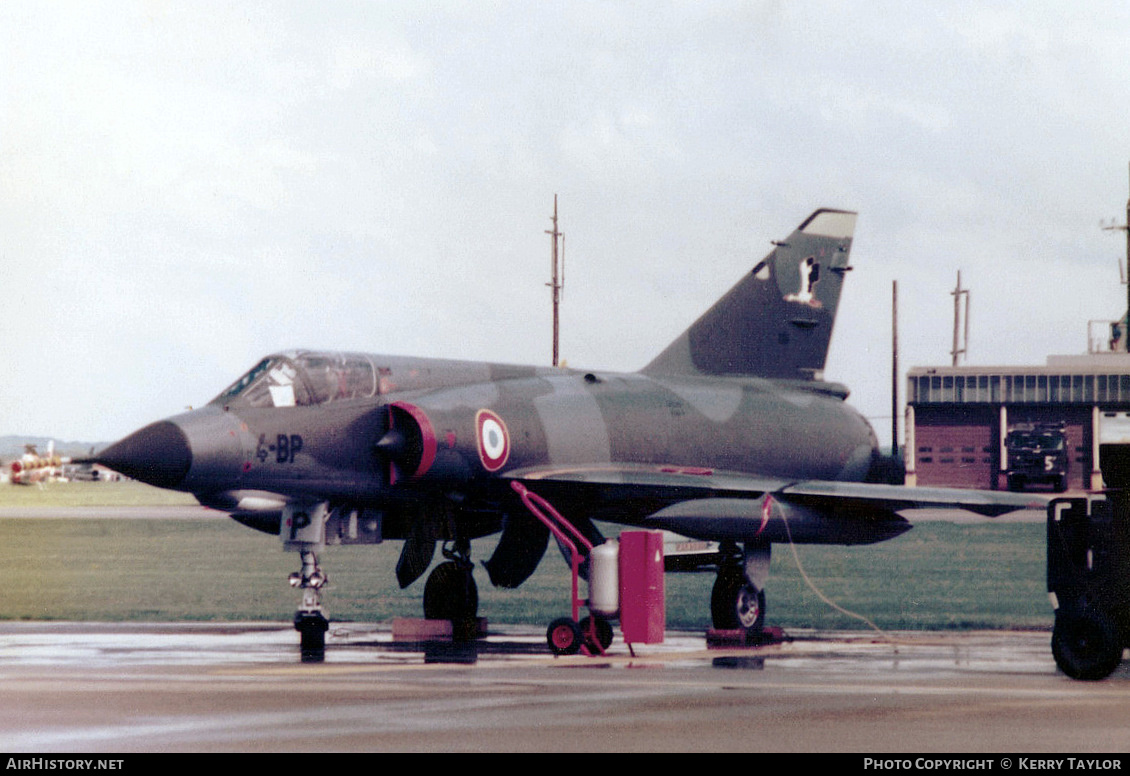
[0,480,198,507]
[0,507,1052,632]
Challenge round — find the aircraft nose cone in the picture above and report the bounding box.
[97,421,192,489]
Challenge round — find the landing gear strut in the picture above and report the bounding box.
[290,548,329,656]
[423,539,479,622]
[283,502,332,658]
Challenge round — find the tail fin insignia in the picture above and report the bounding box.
[642,208,857,381]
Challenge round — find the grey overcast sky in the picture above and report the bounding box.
[4,1,1130,445]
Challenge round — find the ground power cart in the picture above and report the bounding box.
[1047,491,1130,680]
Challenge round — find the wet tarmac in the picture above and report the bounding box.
[0,620,1127,753]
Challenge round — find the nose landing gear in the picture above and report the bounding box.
[291,548,330,658]
[283,502,332,659]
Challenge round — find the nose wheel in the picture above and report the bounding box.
[295,610,329,653]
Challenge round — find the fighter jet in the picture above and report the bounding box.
[9,442,70,485]
[89,209,1037,652]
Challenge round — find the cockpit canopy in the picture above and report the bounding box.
[212,351,379,409]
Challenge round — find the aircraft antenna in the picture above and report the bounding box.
[951,270,970,366]
[545,195,565,366]
[1101,161,1130,352]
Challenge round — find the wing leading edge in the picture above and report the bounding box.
[505,464,1045,546]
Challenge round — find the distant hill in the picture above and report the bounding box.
[0,436,107,460]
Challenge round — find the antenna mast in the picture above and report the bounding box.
[1102,162,1130,351]
[546,196,565,366]
[951,270,970,366]
[892,280,899,456]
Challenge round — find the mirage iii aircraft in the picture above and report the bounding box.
[90,209,1037,652]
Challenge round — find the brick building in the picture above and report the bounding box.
[906,353,1130,491]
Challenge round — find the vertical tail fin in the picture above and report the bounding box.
[642,208,857,380]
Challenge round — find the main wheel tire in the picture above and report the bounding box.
[547,617,582,655]
[580,615,614,652]
[711,571,741,629]
[423,561,479,621]
[711,571,766,633]
[1052,611,1123,681]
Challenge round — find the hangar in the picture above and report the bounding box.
[906,348,1130,492]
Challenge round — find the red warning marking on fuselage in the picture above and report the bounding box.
[475,409,510,472]
[758,494,773,536]
[658,465,714,476]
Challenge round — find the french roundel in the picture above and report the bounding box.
[475,409,510,472]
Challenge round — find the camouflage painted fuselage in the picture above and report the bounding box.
[141,353,875,539]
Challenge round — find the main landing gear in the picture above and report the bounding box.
[423,539,479,624]
[711,542,770,636]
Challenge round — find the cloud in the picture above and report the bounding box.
[3,2,1130,443]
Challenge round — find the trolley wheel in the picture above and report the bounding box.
[1052,610,1123,681]
[580,615,614,652]
[547,617,583,655]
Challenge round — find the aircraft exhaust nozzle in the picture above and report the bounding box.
[95,421,192,490]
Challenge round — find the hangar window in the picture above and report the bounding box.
[970,375,989,402]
